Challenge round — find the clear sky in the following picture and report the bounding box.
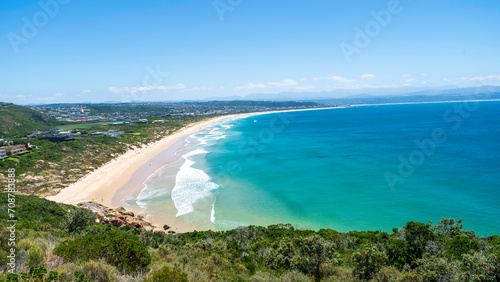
[1,0,500,104]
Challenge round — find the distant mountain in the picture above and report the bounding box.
[0,103,57,138]
[203,85,500,104]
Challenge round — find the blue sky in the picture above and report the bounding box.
[1,0,500,104]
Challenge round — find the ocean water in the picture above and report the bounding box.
[132,101,500,236]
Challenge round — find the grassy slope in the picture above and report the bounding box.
[0,104,56,138]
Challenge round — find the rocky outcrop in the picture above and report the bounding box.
[76,201,155,230]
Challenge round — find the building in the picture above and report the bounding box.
[0,149,6,160]
[3,145,28,155]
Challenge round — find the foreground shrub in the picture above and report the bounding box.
[460,252,499,281]
[53,229,151,273]
[1,265,91,282]
[80,260,119,282]
[147,266,188,282]
[352,247,388,280]
[417,257,461,281]
[372,266,402,282]
[63,208,96,234]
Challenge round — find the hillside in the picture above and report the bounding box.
[0,103,57,138]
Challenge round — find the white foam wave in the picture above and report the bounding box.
[171,158,219,217]
[183,148,209,158]
[210,200,216,224]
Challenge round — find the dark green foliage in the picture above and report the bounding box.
[148,266,188,282]
[63,208,96,234]
[1,265,91,282]
[447,234,480,258]
[352,247,388,280]
[0,193,67,231]
[386,238,408,269]
[403,221,435,268]
[53,229,151,273]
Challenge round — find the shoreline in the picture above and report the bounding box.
[46,107,334,232]
[44,99,500,232]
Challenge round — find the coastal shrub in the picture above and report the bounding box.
[385,238,407,269]
[416,257,461,282]
[53,229,151,273]
[147,266,188,282]
[372,266,402,282]
[446,234,480,258]
[278,270,310,281]
[402,221,435,267]
[432,217,463,238]
[460,252,499,281]
[399,271,422,282]
[295,235,338,276]
[1,265,92,282]
[80,260,119,282]
[320,266,356,282]
[17,239,48,268]
[352,247,388,280]
[63,207,96,234]
[266,239,297,270]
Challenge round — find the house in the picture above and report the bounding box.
[152,120,165,124]
[0,149,6,160]
[3,145,28,155]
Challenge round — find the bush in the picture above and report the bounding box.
[278,270,310,281]
[399,271,422,282]
[2,265,92,282]
[447,234,480,258]
[417,257,461,282]
[372,266,402,282]
[81,260,119,282]
[319,265,355,281]
[53,229,151,273]
[63,208,96,234]
[17,239,48,268]
[460,252,499,281]
[403,221,435,268]
[148,266,188,282]
[352,247,388,280]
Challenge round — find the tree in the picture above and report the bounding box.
[352,247,388,280]
[432,217,463,238]
[447,234,480,258]
[63,208,96,234]
[404,221,435,267]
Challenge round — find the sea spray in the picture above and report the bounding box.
[171,149,219,217]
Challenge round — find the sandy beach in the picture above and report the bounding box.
[46,107,334,231]
[46,114,251,207]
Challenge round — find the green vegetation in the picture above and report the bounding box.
[0,104,61,138]
[0,115,207,195]
[56,121,111,131]
[1,193,499,281]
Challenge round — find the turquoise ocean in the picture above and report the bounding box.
[129,101,500,236]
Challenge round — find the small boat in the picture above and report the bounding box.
[254,120,257,122]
